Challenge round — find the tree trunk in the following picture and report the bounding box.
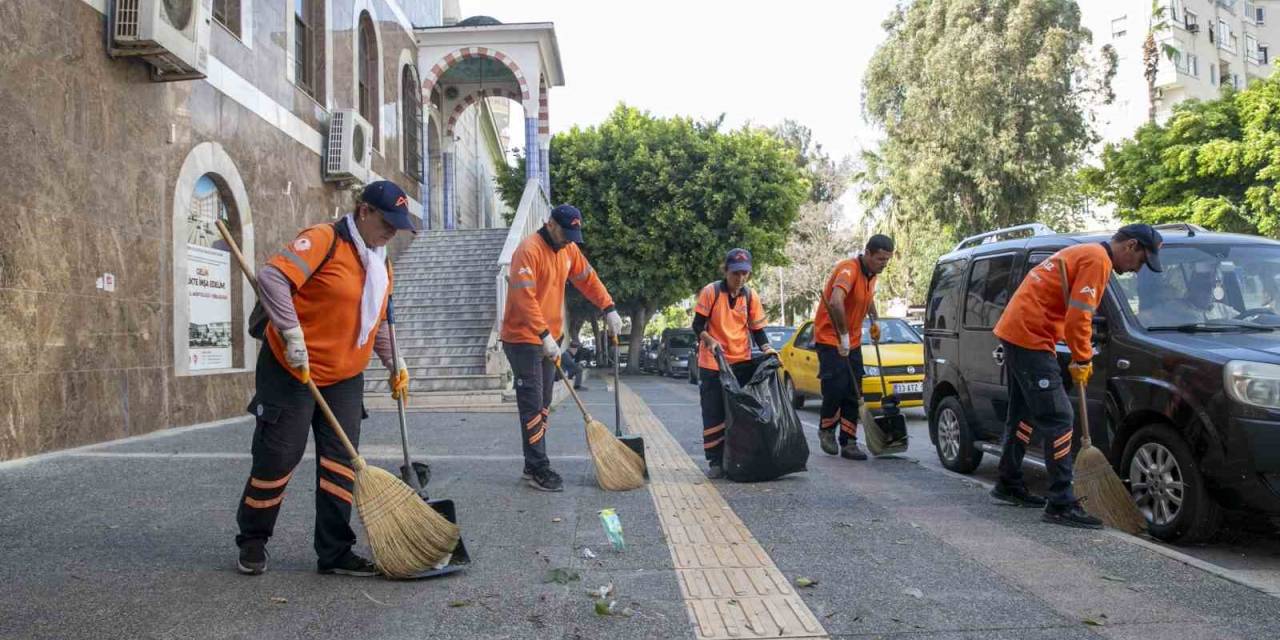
[567,315,586,348]
[627,306,649,372]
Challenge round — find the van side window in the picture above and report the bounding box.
[963,254,1016,329]
[925,260,965,330]
[795,323,815,350]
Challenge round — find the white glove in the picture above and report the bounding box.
[838,332,851,356]
[541,334,561,360]
[280,326,310,372]
[605,310,624,336]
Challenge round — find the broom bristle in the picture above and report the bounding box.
[585,419,645,491]
[352,461,461,578]
[1073,446,1147,534]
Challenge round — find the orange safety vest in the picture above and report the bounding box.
[694,282,767,371]
[814,256,877,347]
[500,230,614,345]
[994,243,1111,363]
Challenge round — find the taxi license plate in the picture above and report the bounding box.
[894,382,923,394]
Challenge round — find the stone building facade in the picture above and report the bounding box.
[0,0,514,460]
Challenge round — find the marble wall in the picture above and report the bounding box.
[0,0,428,460]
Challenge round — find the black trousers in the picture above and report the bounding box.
[817,345,864,447]
[697,360,756,463]
[996,341,1077,506]
[504,342,555,472]
[558,355,585,388]
[235,347,364,566]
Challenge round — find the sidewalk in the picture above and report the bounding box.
[2,376,1279,639]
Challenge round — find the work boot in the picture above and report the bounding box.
[840,442,868,461]
[819,428,839,455]
[705,462,725,480]
[236,541,268,576]
[1042,500,1104,530]
[318,550,380,577]
[526,466,564,492]
[990,484,1048,508]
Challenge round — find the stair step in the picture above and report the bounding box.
[366,375,506,393]
[388,335,489,347]
[393,311,495,323]
[362,390,512,410]
[393,300,496,311]
[393,283,498,293]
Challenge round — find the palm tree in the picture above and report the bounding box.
[1144,0,1181,124]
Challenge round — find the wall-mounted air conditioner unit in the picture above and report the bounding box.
[110,0,209,81]
[325,110,373,184]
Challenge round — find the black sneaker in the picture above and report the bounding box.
[236,542,268,576]
[840,442,868,461]
[574,385,590,391]
[819,429,839,456]
[1042,501,1104,530]
[318,551,380,577]
[705,462,725,480]
[526,466,564,492]
[990,484,1048,508]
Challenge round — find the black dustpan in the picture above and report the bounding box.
[863,323,909,456]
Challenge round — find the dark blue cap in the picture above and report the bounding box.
[1116,223,1163,272]
[551,204,584,243]
[362,180,418,234]
[725,248,752,273]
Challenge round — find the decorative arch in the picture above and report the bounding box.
[351,1,384,152]
[171,142,256,377]
[421,46,531,107]
[444,88,524,139]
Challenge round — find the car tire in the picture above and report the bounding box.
[785,375,805,410]
[1122,424,1222,543]
[933,396,982,474]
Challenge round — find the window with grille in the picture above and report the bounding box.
[212,0,241,37]
[358,12,380,150]
[402,66,424,182]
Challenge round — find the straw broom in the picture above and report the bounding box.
[216,221,459,577]
[1072,379,1146,534]
[554,359,645,491]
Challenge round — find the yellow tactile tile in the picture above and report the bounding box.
[619,383,828,640]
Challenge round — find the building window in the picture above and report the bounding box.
[358,12,380,150]
[295,0,313,95]
[1210,63,1218,85]
[1167,1,1178,23]
[1184,10,1199,33]
[1177,51,1199,76]
[1111,16,1128,40]
[212,0,241,37]
[402,65,424,182]
[186,175,239,371]
[1261,45,1270,64]
[1257,6,1266,25]
[1219,20,1233,51]
[1248,34,1260,62]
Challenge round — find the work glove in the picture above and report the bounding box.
[1069,361,1093,386]
[838,333,851,357]
[389,357,409,401]
[280,326,310,382]
[701,333,723,354]
[605,310,624,336]
[869,322,882,343]
[542,333,561,360]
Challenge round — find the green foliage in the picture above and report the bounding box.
[1082,79,1280,237]
[861,0,1113,240]
[495,150,526,225]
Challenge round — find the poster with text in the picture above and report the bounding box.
[188,244,232,370]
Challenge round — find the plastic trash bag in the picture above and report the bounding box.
[715,351,809,482]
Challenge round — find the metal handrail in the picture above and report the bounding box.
[953,223,1056,251]
[495,179,551,329]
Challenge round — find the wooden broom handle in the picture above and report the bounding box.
[215,220,362,463]
[554,358,594,423]
[1075,378,1092,449]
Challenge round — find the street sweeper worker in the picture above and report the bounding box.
[233,181,417,577]
[989,224,1163,528]
[693,248,774,479]
[813,235,894,461]
[501,204,622,492]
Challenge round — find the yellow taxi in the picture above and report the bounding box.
[779,318,924,411]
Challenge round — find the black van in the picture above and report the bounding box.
[922,223,1280,542]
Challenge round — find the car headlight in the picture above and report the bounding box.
[1224,361,1280,410]
[864,366,880,377]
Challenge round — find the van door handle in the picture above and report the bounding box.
[992,346,1005,366]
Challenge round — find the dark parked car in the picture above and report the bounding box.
[641,336,661,373]
[923,222,1280,543]
[657,329,697,378]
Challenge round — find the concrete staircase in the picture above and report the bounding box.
[364,228,511,409]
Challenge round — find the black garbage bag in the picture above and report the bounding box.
[715,350,809,482]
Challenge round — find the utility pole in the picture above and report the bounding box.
[777,267,786,325]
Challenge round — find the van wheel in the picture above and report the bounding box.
[933,396,982,473]
[785,375,805,409]
[1122,424,1221,543]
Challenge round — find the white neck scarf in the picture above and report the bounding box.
[343,214,389,348]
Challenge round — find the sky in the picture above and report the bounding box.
[461,0,901,164]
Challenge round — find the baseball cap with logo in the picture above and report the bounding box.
[725,248,753,273]
[551,204,584,244]
[1116,223,1163,272]
[362,180,418,234]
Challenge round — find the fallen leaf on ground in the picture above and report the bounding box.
[448,600,471,608]
[1083,618,1105,627]
[581,548,597,559]
[545,568,581,584]
[594,600,617,616]
[269,597,288,605]
[1100,575,1127,583]
[894,539,910,545]
[587,583,615,599]
[552,517,563,523]
[833,522,856,528]
[902,588,924,599]
[794,577,818,588]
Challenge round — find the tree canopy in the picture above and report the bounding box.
[1082,78,1280,237]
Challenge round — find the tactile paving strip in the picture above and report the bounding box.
[619,383,828,640]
